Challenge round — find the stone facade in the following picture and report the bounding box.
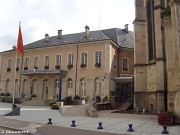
[134,0,180,116]
[0,26,134,102]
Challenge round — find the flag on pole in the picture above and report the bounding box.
[17,22,24,54]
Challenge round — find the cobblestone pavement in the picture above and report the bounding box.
[0,102,179,135]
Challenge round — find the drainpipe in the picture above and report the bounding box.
[75,45,78,96]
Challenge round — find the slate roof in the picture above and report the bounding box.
[4,28,134,53]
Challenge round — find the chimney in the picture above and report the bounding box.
[124,24,129,33]
[85,25,90,38]
[45,33,49,42]
[58,29,63,38]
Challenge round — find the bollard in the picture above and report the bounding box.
[71,120,76,127]
[127,124,134,132]
[97,122,103,129]
[162,126,169,134]
[47,118,53,124]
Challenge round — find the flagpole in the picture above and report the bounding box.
[12,44,18,110]
[12,21,21,110]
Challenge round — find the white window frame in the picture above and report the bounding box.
[68,53,74,65]
[122,57,129,72]
[81,52,87,64]
[94,77,101,96]
[80,78,86,97]
[24,57,29,67]
[95,51,101,64]
[8,59,12,69]
[56,55,62,66]
[45,55,50,66]
[34,56,39,68]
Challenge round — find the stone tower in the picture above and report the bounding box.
[134,0,180,116]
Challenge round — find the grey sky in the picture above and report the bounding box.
[0,0,135,52]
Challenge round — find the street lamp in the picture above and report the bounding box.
[58,69,62,101]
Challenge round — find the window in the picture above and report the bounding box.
[17,58,20,68]
[147,0,155,60]
[95,51,101,64]
[94,77,101,96]
[113,55,116,69]
[34,57,39,68]
[122,58,128,71]
[24,58,29,67]
[22,79,27,94]
[8,59,12,69]
[56,55,61,66]
[68,53,74,65]
[15,79,18,93]
[81,52,87,64]
[67,78,73,96]
[80,78,86,97]
[45,56,50,66]
[5,79,10,94]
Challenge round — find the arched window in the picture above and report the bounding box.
[56,55,62,66]
[80,78,86,97]
[67,78,73,96]
[94,77,101,96]
[32,79,37,95]
[5,79,10,94]
[44,56,50,69]
[42,79,48,99]
[95,51,101,64]
[22,79,27,94]
[15,79,18,93]
[8,59,12,69]
[34,57,39,69]
[68,53,74,65]
[16,58,20,69]
[81,52,87,64]
[24,57,29,70]
[54,78,59,95]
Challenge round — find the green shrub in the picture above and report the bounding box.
[0,93,5,96]
[6,92,10,96]
[49,102,56,106]
[96,95,101,103]
[74,95,80,100]
[103,96,108,102]
[51,104,59,110]
[65,96,74,105]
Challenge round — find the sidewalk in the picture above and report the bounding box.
[0,102,179,135]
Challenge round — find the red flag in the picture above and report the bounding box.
[17,23,24,54]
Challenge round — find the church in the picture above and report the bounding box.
[134,0,180,116]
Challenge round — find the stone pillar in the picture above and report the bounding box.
[154,1,166,110]
[134,0,147,109]
[164,12,176,111]
[174,90,180,117]
[170,0,180,115]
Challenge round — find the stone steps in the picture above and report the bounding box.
[22,99,47,106]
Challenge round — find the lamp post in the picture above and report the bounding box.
[58,69,62,101]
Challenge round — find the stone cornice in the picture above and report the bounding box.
[155,57,166,61]
[133,18,146,24]
[154,5,164,10]
[134,62,156,67]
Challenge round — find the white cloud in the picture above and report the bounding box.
[0,0,135,52]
